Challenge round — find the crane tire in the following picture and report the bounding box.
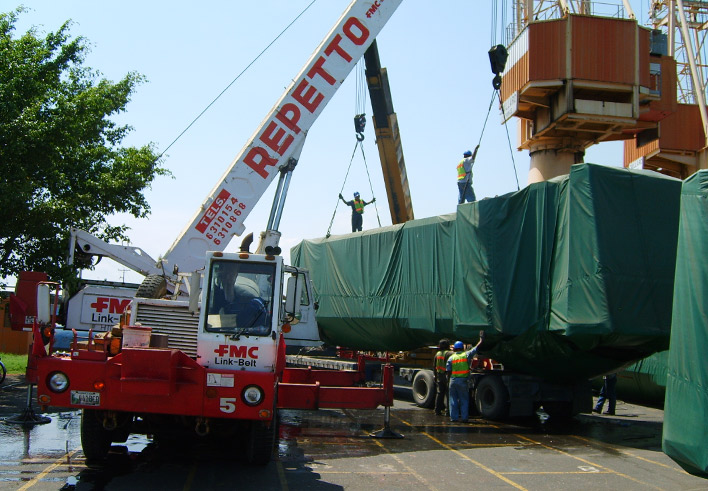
[246,418,277,465]
[474,375,509,420]
[135,275,167,299]
[412,370,436,409]
[81,409,112,464]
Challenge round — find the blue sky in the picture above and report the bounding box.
[11,1,644,285]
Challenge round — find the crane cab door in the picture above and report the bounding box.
[283,270,322,347]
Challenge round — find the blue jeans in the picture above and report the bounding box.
[595,373,617,413]
[458,181,476,204]
[449,377,470,421]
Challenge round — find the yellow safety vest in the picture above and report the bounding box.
[456,160,466,181]
[354,199,365,214]
[434,350,450,373]
[449,351,470,378]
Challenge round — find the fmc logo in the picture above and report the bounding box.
[214,345,259,359]
[91,297,131,314]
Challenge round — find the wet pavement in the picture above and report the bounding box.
[1,382,706,490]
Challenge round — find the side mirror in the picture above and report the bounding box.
[188,272,201,313]
[36,284,52,324]
[285,275,303,316]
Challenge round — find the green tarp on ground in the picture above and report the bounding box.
[662,170,708,477]
[291,163,681,381]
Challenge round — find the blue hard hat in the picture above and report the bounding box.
[463,150,472,157]
[453,341,464,350]
[354,191,360,197]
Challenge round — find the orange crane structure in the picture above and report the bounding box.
[499,0,677,183]
[624,0,708,178]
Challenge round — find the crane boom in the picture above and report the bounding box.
[161,0,403,275]
[363,40,414,224]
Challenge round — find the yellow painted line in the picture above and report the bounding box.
[455,443,535,448]
[370,439,437,490]
[337,409,435,489]
[504,471,612,475]
[394,416,527,491]
[512,433,663,490]
[17,450,78,491]
[276,460,289,491]
[570,435,688,474]
[182,463,197,491]
[314,471,410,475]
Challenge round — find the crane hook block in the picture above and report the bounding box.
[354,114,366,141]
[488,44,508,75]
[488,44,508,89]
[492,74,502,90]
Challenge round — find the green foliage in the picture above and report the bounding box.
[0,352,28,375]
[0,7,168,286]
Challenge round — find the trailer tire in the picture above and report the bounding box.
[81,409,112,464]
[246,418,276,465]
[474,376,509,420]
[135,274,167,299]
[412,370,436,409]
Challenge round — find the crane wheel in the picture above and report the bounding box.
[136,274,167,299]
[246,417,277,465]
[81,409,112,464]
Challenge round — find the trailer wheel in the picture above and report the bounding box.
[246,418,276,465]
[412,370,435,409]
[81,409,112,464]
[135,274,167,299]
[474,376,509,420]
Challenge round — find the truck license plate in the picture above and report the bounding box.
[71,391,101,406]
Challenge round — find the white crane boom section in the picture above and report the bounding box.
[161,0,403,275]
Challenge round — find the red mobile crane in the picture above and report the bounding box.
[27,0,405,465]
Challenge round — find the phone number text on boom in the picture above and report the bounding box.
[195,189,247,246]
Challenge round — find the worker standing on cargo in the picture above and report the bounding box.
[433,339,453,416]
[446,333,484,422]
[593,372,617,415]
[457,145,480,204]
[339,191,375,232]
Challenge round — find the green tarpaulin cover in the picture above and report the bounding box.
[292,164,681,381]
[662,170,708,477]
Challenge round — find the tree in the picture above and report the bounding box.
[0,8,168,287]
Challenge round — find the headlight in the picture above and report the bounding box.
[242,385,264,406]
[47,372,69,393]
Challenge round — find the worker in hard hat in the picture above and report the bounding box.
[445,332,484,422]
[433,339,453,416]
[457,145,480,204]
[339,191,375,232]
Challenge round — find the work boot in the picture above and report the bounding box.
[603,410,615,415]
[592,407,601,414]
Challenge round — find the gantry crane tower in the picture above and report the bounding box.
[499,0,677,183]
[624,0,708,177]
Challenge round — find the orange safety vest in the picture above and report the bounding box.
[434,350,451,373]
[456,160,466,181]
[354,199,366,214]
[449,351,470,378]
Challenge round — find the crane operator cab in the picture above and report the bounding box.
[195,251,323,370]
[207,260,273,337]
[196,252,281,371]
